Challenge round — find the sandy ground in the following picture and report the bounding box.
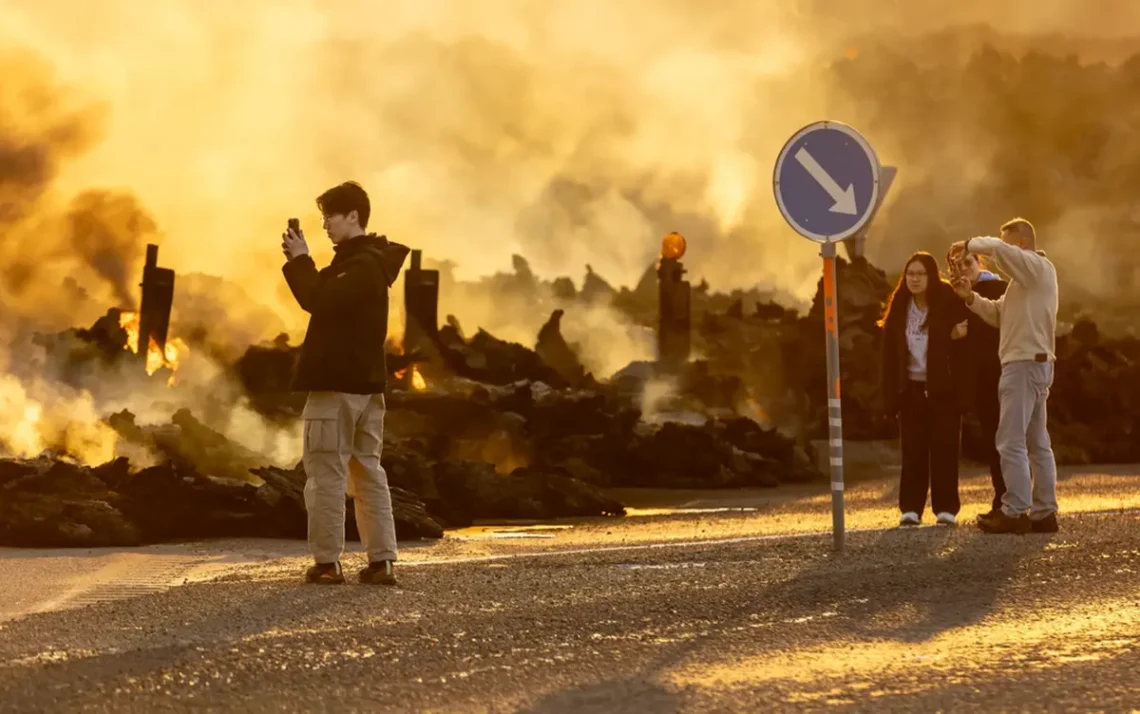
[1,464,1139,713]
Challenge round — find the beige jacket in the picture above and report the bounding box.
[964,237,1059,365]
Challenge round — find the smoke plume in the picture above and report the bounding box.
[3,0,1133,330]
[1,0,1138,464]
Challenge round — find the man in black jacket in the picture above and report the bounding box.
[281,181,409,585]
[952,251,1009,517]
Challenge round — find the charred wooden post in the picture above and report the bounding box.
[137,244,175,363]
[403,249,439,355]
[657,232,691,373]
[842,165,897,261]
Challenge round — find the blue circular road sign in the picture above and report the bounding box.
[773,121,881,243]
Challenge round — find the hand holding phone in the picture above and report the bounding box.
[282,218,309,260]
[948,256,962,279]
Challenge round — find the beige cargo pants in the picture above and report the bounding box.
[302,391,398,565]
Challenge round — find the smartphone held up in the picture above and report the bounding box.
[282,218,304,260]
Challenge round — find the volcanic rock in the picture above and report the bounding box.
[431,460,625,525]
[536,309,591,388]
[0,455,445,548]
[434,318,568,387]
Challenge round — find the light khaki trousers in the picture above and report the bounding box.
[302,391,398,564]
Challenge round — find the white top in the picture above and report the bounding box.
[906,299,929,381]
[965,237,1058,364]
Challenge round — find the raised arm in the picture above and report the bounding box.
[965,291,1002,327]
[951,274,1001,327]
[282,255,321,313]
[965,236,1049,287]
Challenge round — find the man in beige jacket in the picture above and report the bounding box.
[950,218,1060,535]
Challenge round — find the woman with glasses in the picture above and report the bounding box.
[879,252,972,527]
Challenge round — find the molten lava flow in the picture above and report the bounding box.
[118,310,189,385]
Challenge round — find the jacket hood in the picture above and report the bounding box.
[337,233,410,286]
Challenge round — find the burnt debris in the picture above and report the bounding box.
[136,243,175,364]
[6,237,1140,549]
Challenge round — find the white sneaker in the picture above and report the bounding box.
[899,512,920,526]
[936,512,957,526]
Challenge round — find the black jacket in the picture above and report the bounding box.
[962,275,1008,400]
[881,283,971,416]
[283,233,410,394]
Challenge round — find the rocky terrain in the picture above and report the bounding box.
[4,242,1138,550]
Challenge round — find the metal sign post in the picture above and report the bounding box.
[773,120,882,552]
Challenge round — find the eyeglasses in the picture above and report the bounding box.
[905,271,927,278]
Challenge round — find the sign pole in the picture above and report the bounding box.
[773,120,881,555]
[820,240,845,552]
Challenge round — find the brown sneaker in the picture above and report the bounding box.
[359,560,397,586]
[977,511,1032,534]
[305,562,345,585]
[1030,513,1059,533]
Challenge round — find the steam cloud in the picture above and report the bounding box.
[4,0,1135,325]
[1,0,1138,462]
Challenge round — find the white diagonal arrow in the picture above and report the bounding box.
[794,147,857,215]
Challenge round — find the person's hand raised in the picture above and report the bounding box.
[282,226,309,261]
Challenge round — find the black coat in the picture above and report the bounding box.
[881,283,971,417]
[283,233,410,394]
[962,276,1008,405]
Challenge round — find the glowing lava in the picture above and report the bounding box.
[118,311,188,385]
[394,364,428,391]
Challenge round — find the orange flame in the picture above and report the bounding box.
[745,397,771,427]
[119,311,188,386]
[410,364,427,391]
[394,364,428,391]
[119,311,140,353]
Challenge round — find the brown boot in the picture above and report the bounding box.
[977,511,1032,534]
[1030,513,1059,533]
[359,560,397,586]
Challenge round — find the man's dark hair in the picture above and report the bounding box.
[317,181,371,229]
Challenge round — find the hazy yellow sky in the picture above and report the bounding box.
[0,0,1135,463]
[0,0,1133,334]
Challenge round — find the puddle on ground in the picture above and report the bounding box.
[449,525,574,540]
[624,507,759,517]
[615,562,708,570]
[447,508,761,540]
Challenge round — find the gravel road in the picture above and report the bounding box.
[1,468,1138,713]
